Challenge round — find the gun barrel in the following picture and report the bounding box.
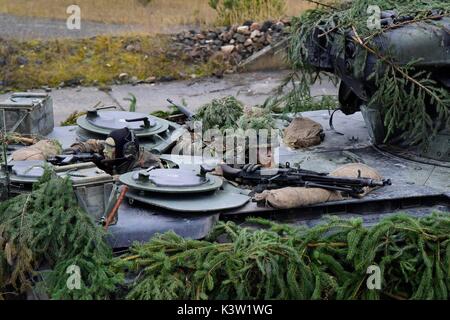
[167,99,194,119]
[300,174,390,188]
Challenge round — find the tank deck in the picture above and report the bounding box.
[44,110,450,247]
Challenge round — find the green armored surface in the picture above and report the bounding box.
[76,109,184,154]
[119,168,223,194]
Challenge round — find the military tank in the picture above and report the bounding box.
[0,12,449,248]
[0,90,448,250]
[304,12,450,164]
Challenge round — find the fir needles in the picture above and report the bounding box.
[117,212,450,300]
[276,0,450,145]
[0,172,122,299]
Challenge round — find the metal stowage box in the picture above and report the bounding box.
[0,93,54,135]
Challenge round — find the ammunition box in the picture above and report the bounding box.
[0,93,54,136]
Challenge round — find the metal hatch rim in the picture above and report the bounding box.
[119,170,223,194]
[76,112,170,137]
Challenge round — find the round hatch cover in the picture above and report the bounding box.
[77,111,170,138]
[120,168,223,193]
[86,111,156,131]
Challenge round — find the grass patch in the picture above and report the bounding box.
[209,0,287,26]
[0,35,224,91]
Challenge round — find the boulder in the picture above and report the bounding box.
[237,26,250,34]
[250,30,262,39]
[118,73,129,80]
[250,22,261,31]
[221,45,235,54]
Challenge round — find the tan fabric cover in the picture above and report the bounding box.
[254,187,343,209]
[330,163,383,197]
[254,163,384,209]
[12,140,62,161]
[283,117,323,148]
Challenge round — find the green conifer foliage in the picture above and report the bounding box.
[273,0,450,145]
[117,213,450,300]
[0,172,122,299]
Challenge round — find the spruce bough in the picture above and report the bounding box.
[271,0,450,145]
[117,213,450,300]
[0,171,122,299]
[0,172,448,300]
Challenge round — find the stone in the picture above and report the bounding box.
[66,77,83,87]
[234,33,246,43]
[221,45,235,54]
[118,73,129,80]
[250,30,262,39]
[255,33,266,43]
[260,20,274,32]
[219,31,233,42]
[158,76,176,82]
[145,76,156,83]
[130,76,139,84]
[244,38,253,47]
[243,20,253,27]
[189,47,204,59]
[250,22,261,31]
[281,17,292,25]
[125,44,141,52]
[230,52,243,64]
[16,56,28,65]
[230,39,236,44]
[98,86,112,92]
[237,26,249,34]
[206,32,217,39]
[274,21,285,31]
[195,33,206,40]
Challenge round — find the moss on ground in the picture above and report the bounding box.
[0,34,223,92]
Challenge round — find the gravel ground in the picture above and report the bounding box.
[0,13,144,40]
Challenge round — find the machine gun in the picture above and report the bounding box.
[48,153,104,166]
[167,98,195,120]
[221,164,391,197]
